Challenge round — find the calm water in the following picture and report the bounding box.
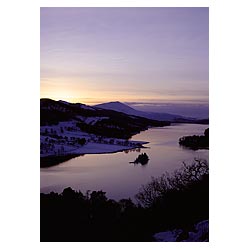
[40,123,208,200]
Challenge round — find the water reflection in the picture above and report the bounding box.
[124,148,141,154]
[41,124,208,200]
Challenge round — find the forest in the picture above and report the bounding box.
[41,159,208,242]
[179,128,209,150]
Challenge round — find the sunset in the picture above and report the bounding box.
[41,7,208,107]
[1,0,248,247]
[40,7,209,242]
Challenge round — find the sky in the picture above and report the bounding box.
[40,7,208,117]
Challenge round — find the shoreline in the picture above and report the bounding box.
[40,142,149,168]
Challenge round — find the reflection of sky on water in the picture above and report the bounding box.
[41,124,208,200]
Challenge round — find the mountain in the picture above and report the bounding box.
[94,101,185,122]
[59,100,95,110]
[40,98,170,139]
[95,101,138,114]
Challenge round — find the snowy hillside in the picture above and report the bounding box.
[40,99,169,167]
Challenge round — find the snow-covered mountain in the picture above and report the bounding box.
[94,101,185,122]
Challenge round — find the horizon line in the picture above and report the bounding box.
[40,97,209,106]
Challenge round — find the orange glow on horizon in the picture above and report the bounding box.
[40,93,208,106]
[40,78,208,105]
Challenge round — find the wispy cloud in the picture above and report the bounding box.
[41,8,208,105]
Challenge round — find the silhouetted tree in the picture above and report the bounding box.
[41,159,208,242]
[132,153,149,165]
[135,159,208,230]
[78,138,86,146]
[136,159,208,207]
[204,128,209,137]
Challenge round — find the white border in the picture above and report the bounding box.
[1,0,250,250]
[40,0,211,7]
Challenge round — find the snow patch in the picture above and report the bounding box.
[84,117,109,125]
[153,220,209,242]
[41,120,147,157]
[154,230,182,242]
[58,100,70,105]
[78,104,95,110]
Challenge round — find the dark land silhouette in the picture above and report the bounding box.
[179,128,209,150]
[40,154,80,168]
[130,153,149,165]
[41,159,208,242]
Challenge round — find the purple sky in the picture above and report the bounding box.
[41,7,208,115]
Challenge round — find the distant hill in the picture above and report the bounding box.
[95,101,184,122]
[95,101,209,124]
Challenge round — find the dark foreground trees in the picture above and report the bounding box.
[41,188,150,242]
[41,159,208,242]
[136,159,209,232]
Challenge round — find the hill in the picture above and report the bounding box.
[95,101,183,122]
[40,99,170,166]
[94,102,208,124]
[40,99,170,137]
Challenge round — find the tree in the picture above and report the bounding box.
[133,153,149,165]
[135,159,208,207]
[109,139,114,144]
[204,128,209,137]
[179,128,209,150]
[78,138,86,146]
